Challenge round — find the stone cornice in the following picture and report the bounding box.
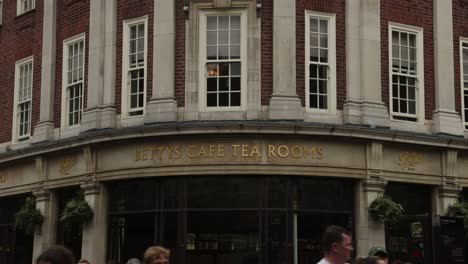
[0,121,466,164]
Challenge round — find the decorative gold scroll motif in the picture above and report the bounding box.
[399,152,423,171]
[0,171,7,184]
[59,157,76,175]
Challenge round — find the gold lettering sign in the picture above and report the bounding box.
[399,152,423,171]
[0,171,7,184]
[135,144,324,161]
[59,157,76,175]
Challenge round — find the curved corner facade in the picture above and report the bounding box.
[0,0,467,264]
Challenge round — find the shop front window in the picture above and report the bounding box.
[385,183,433,264]
[107,176,355,264]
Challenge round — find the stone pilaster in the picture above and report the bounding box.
[81,0,117,132]
[356,142,387,256]
[356,177,387,258]
[432,0,463,135]
[145,0,178,123]
[344,0,388,127]
[268,0,302,120]
[433,150,461,215]
[32,0,57,142]
[80,182,108,264]
[32,189,58,261]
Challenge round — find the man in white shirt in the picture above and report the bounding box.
[317,225,354,264]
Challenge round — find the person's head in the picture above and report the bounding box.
[143,246,170,264]
[36,246,76,264]
[127,258,142,264]
[321,225,353,262]
[368,246,388,263]
[78,259,90,264]
[353,256,380,264]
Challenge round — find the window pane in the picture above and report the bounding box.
[207,93,217,107]
[230,45,240,59]
[219,63,229,76]
[207,31,217,45]
[230,30,240,45]
[230,16,240,30]
[231,62,241,76]
[207,78,217,92]
[310,64,317,78]
[310,48,318,62]
[218,31,229,45]
[207,16,217,30]
[319,95,327,109]
[231,77,240,91]
[219,16,229,30]
[319,80,327,94]
[409,101,416,114]
[219,92,229,106]
[207,63,218,77]
[310,18,318,32]
[310,79,317,93]
[319,34,328,48]
[320,49,328,63]
[219,78,229,91]
[310,33,318,48]
[310,95,318,108]
[231,92,240,106]
[319,19,328,33]
[218,46,229,60]
[207,46,217,60]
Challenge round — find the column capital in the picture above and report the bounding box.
[362,176,387,193]
[33,188,51,202]
[438,183,462,199]
[81,181,101,195]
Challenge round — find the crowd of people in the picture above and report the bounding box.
[35,245,169,264]
[34,225,409,264]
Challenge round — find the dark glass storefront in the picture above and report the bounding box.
[56,188,83,259]
[385,183,433,264]
[0,195,33,264]
[106,176,355,264]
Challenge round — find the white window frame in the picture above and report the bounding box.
[198,9,248,112]
[460,38,468,130]
[0,0,3,25]
[61,33,86,130]
[12,56,34,143]
[388,23,425,123]
[17,0,35,15]
[305,11,336,114]
[121,16,148,119]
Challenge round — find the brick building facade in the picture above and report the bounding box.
[0,0,467,263]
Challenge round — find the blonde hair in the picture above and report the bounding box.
[143,246,170,264]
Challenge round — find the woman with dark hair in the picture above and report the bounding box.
[36,246,76,264]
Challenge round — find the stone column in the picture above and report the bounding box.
[343,0,389,127]
[81,0,117,132]
[355,142,386,256]
[32,0,57,142]
[433,150,461,215]
[145,0,178,123]
[432,0,463,135]
[80,182,108,264]
[32,189,58,261]
[268,0,302,120]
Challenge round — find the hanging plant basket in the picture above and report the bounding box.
[15,197,43,235]
[60,191,93,230]
[445,200,468,229]
[369,195,404,225]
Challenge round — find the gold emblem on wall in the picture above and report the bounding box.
[0,171,7,184]
[59,156,76,175]
[399,152,423,171]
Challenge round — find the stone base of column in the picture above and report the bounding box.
[361,101,389,128]
[144,97,178,123]
[81,106,116,133]
[31,121,55,143]
[432,109,463,136]
[268,95,303,120]
[32,189,57,262]
[343,100,362,125]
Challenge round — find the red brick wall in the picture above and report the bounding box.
[115,0,154,114]
[297,0,346,109]
[0,1,43,143]
[452,0,468,116]
[54,0,90,128]
[175,0,186,106]
[381,0,435,120]
[261,0,273,105]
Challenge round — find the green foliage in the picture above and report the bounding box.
[445,200,468,229]
[60,191,93,230]
[369,195,404,225]
[15,197,43,235]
